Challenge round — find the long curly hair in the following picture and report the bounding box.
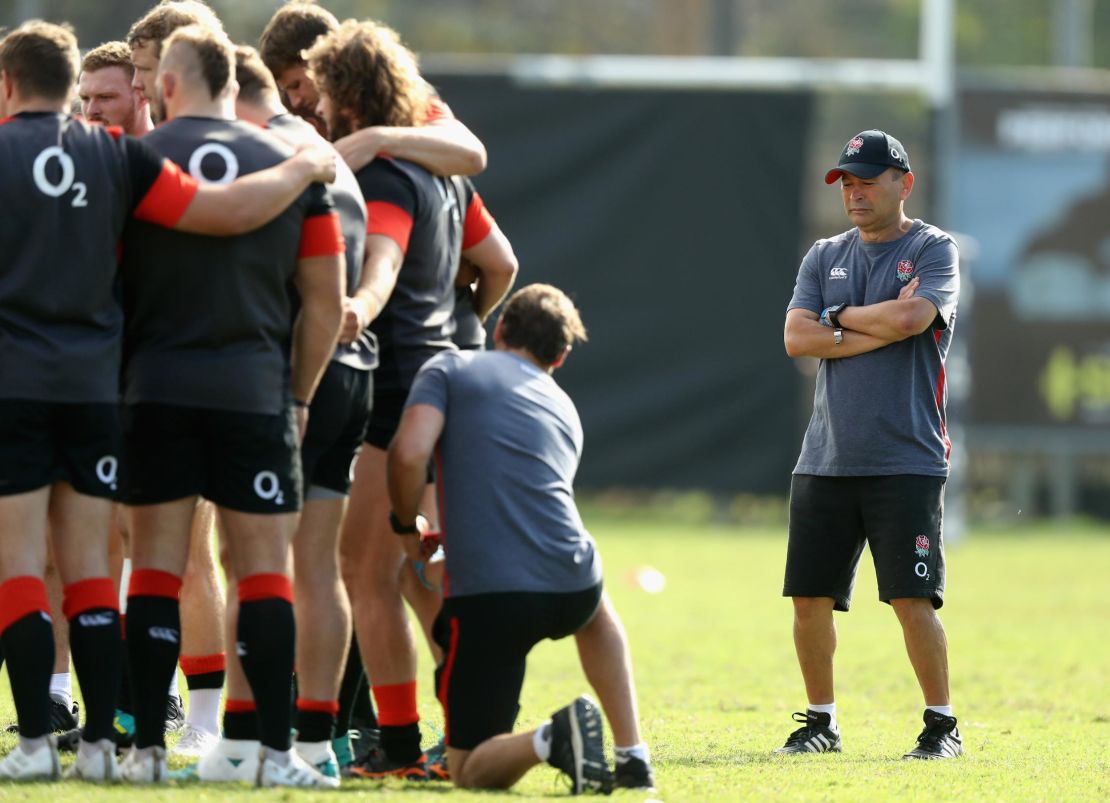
[305,19,429,130]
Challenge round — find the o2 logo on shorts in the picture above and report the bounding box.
[32,146,89,208]
[96,456,118,491]
[253,470,285,506]
[188,143,240,185]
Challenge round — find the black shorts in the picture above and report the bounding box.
[0,400,120,498]
[433,583,603,751]
[364,386,407,451]
[301,362,371,498]
[784,474,946,611]
[120,403,302,514]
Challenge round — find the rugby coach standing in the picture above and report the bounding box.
[778,130,962,760]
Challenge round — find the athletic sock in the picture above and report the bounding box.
[64,577,122,742]
[372,681,421,764]
[48,673,73,708]
[532,720,552,761]
[237,574,295,751]
[808,702,837,730]
[926,704,954,717]
[337,634,376,734]
[181,653,225,735]
[615,742,651,763]
[125,569,182,749]
[223,698,260,740]
[0,577,54,738]
[295,699,338,743]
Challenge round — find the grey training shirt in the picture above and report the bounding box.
[405,349,603,597]
[787,219,960,476]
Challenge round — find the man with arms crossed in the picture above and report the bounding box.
[779,130,962,760]
[116,26,344,786]
[388,284,655,794]
[0,19,336,782]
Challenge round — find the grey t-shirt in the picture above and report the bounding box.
[406,349,603,597]
[787,219,960,476]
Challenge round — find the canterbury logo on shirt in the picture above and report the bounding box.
[829,266,848,279]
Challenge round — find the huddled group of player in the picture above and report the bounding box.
[0,0,656,793]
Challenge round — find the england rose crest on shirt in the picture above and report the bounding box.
[896,260,914,282]
[915,534,930,557]
[845,136,864,156]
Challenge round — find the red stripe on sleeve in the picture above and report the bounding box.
[132,160,199,228]
[238,573,293,604]
[299,211,345,258]
[462,193,495,249]
[62,577,118,620]
[366,201,413,253]
[424,97,454,124]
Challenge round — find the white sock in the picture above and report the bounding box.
[167,671,179,699]
[532,721,552,762]
[614,743,650,764]
[808,702,837,730]
[926,704,954,717]
[263,746,292,767]
[49,673,73,707]
[19,736,48,755]
[185,688,221,735]
[118,559,132,612]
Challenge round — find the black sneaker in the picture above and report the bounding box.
[350,724,381,765]
[774,711,842,754]
[346,746,432,781]
[614,756,655,790]
[164,695,185,733]
[547,695,613,795]
[903,710,963,759]
[50,696,80,732]
[56,727,81,753]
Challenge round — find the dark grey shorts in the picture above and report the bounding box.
[783,474,946,611]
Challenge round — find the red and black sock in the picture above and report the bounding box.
[222,698,259,740]
[0,577,54,738]
[180,652,226,692]
[237,574,295,751]
[372,681,422,764]
[125,569,182,749]
[295,698,338,743]
[64,577,121,743]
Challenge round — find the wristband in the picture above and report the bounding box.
[389,511,419,535]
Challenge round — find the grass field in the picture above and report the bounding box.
[0,509,1107,801]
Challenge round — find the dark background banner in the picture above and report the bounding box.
[428,75,813,491]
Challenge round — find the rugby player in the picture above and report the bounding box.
[114,25,344,787]
[0,19,336,782]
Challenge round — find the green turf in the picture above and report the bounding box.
[1,514,1107,801]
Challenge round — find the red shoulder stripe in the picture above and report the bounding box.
[366,201,413,253]
[462,192,495,249]
[299,212,345,258]
[132,159,199,228]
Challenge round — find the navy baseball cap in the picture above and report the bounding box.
[824,130,911,184]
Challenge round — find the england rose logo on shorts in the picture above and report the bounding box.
[897,260,914,282]
[915,534,930,557]
[845,136,864,156]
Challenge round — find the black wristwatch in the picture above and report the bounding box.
[389,511,419,535]
[826,303,846,329]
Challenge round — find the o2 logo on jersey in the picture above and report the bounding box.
[95,456,118,491]
[32,147,88,207]
[188,143,240,185]
[253,470,285,505]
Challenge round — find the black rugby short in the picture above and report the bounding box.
[784,474,946,611]
[120,403,302,514]
[433,583,603,751]
[0,400,120,498]
[301,362,371,497]
[363,386,407,451]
